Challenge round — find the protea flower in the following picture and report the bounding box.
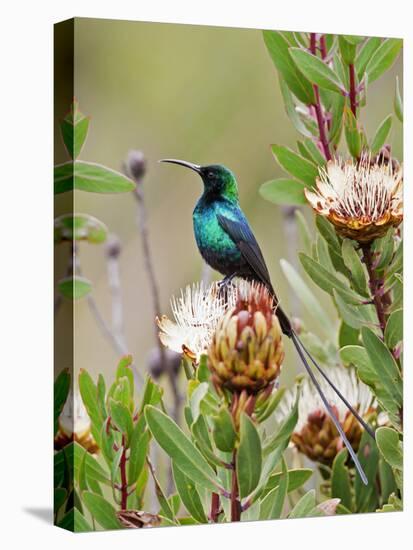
[305,155,403,243]
[157,281,239,363]
[276,366,375,465]
[208,282,284,394]
[54,388,99,454]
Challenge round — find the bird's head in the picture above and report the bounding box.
[159,159,238,201]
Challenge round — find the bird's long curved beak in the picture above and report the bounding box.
[159,158,201,173]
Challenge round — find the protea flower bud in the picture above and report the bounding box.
[292,406,363,464]
[54,389,99,455]
[305,154,403,243]
[208,283,284,394]
[276,367,376,466]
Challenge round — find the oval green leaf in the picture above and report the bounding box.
[236,413,262,499]
[259,178,307,206]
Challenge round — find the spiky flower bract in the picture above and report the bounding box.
[305,154,403,243]
[276,366,375,465]
[157,281,240,362]
[208,282,284,394]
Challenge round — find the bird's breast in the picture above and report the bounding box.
[193,203,242,275]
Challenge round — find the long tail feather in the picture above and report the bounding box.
[290,332,368,485]
[292,330,376,440]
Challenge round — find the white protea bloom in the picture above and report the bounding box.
[276,366,376,465]
[157,281,243,362]
[305,154,403,243]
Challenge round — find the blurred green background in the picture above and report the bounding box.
[55,18,402,398]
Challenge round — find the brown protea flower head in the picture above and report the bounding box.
[276,367,375,466]
[54,388,99,455]
[305,154,403,243]
[208,282,284,395]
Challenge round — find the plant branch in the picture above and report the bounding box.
[209,492,221,523]
[309,33,332,161]
[349,63,357,117]
[361,243,386,335]
[119,436,128,510]
[230,450,241,522]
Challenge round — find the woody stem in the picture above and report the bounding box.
[361,243,386,336]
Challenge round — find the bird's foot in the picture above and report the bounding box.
[217,274,237,299]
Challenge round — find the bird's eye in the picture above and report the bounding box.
[208,172,214,179]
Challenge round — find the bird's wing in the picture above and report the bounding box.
[217,211,274,293]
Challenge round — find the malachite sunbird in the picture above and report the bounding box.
[160,159,375,484]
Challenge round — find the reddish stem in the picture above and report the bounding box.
[210,492,221,523]
[230,450,241,522]
[119,435,128,510]
[361,244,386,336]
[310,33,332,161]
[320,34,327,59]
[349,63,357,117]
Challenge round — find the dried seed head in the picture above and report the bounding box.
[208,282,284,394]
[124,150,147,181]
[305,154,403,243]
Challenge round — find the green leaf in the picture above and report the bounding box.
[279,79,312,137]
[339,322,359,348]
[329,92,345,145]
[110,446,123,487]
[262,31,315,104]
[365,38,402,84]
[212,406,237,453]
[338,36,357,65]
[128,417,149,484]
[289,489,316,518]
[259,178,307,206]
[295,210,312,253]
[191,414,224,469]
[289,48,345,94]
[54,161,135,195]
[376,427,403,471]
[355,429,379,512]
[263,392,299,456]
[82,492,121,530]
[271,145,319,186]
[172,462,208,524]
[57,507,92,532]
[54,487,68,513]
[361,327,403,406]
[60,101,90,160]
[78,370,103,447]
[145,406,220,493]
[373,228,395,272]
[259,459,288,520]
[236,414,262,499]
[116,355,134,401]
[262,468,312,497]
[344,108,362,158]
[109,398,133,443]
[280,259,333,338]
[371,114,393,154]
[58,276,92,300]
[394,76,403,123]
[355,37,382,79]
[299,252,363,304]
[379,458,397,503]
[342,239,369,296]
[301,138,326,166]
[54,369,70,435]
[385,309,403,350]
[340,345,401,430]
[255,387,286,423]
[139,376,163,413]
[331,449,353,511]
[333,289,376,330]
